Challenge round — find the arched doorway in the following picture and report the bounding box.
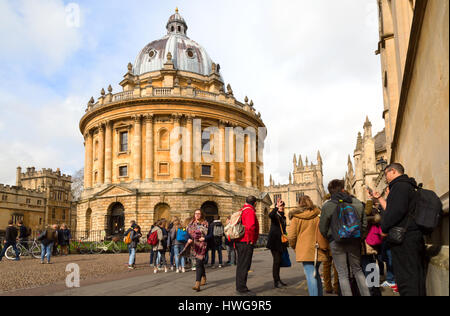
[86,209,92,232]
[154,203,171,221]
[107,203,125,235]
[201,201,219,224]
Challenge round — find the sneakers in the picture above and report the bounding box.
[153,268,158,274]
[192,267,196,271]
[171,266,174,271]
[181,267,186,273]
[381,281,395,287]
[176,269,180,273]
[218,264,222,268]
[128,265,135,270]
[164,267,168,273]
[391,284,399,293]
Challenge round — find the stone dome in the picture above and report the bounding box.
[133,9,219,78]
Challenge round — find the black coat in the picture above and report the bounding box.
[266,208,287,252]
[381,175,420,234]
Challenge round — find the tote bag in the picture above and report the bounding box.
[280,249,292,268]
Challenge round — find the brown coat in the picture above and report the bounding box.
[287,207,329,263]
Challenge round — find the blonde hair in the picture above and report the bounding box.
[298,195,315,210]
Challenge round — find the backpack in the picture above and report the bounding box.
[124,231,132,245]
[147,230,158,246]
[330,200,361,241]
[213,223,224,238]
[224,210,245,241]
[412,183,443,234]
[176,228,189,242]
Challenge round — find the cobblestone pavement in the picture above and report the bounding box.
[0,248,396,296]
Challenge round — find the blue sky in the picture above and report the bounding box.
[0,0,385,188]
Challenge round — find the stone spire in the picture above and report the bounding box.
[363,116,373,139]
[289,172,292,184]
[293,154,297,170]
[298,155,304,168]
[305,156,309,167]
[356,132,363,151]
[317,150,323,165]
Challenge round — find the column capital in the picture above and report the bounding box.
[172,113,182,123]
[131,114,142,123]
[144,113,154,123]
[219,119,228,127]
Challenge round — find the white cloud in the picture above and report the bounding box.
[0,0,82,74]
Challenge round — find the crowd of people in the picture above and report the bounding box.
[0,222,72,264]
[1,163,435,297]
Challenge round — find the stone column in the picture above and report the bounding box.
[228,124,236,184]
[145,114,154,181]
[252,134,258,188]
[185,115,194,180]
[245,134,252,188]
[219,121,226,183]
[104,121,113,184]
[132,115,142,181]
[84,130,93,188]
[98,123,105,185]
[172,114,182,180]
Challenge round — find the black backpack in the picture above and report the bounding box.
[412,183,443,234]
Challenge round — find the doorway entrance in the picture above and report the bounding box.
[107,203,125,235]
[201,201,219,224]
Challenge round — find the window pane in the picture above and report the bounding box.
[202,131,211,152]
[201,165,211,176]
[120,132,128,152]
[119,166,128,177]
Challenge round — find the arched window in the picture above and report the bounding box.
[159,128,170,150]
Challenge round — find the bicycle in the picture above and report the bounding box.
[72,237,91,254]
[90,236,122,254]
[5,239,42,260]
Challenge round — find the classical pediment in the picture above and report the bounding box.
[94,185,136,198]
[260,192,273,205]
[186,183,235,197]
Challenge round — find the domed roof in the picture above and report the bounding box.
[133,9,219,78]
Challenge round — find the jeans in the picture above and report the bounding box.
[154,250,167,267]
[385,249,395,283]
[211,245,223,265]
[330,240,371,296]
[128,246,136,265]
[150,250,155,266]
[226,245,236,265]
[170,246,175,266]
[41,243,54,263]
[0,241,20,260]
[173,244,185,269]
[128,247,136,266]
[302,262,323,296]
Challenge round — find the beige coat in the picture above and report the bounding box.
[287,207,329,263]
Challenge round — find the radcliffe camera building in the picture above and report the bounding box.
[77,10,272,235]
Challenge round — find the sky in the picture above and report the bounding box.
[0,0,385,190]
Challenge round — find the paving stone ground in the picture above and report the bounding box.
[0,248,396,296]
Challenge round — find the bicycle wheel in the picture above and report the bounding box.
[90,241,103,254]
[31,244,42,259]
[78,242,90,254]
[5,246,21,260]
[111,242,122,254]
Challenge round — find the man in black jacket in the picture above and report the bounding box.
[371,163,426,296]
[0,221,20,261]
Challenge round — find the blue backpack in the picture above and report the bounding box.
[176,228,188,243]
[330,200,361,241]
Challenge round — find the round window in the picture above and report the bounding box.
[186,49,195,59]
[148,49,157,59]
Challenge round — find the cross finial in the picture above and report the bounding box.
[175,7,179,13]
